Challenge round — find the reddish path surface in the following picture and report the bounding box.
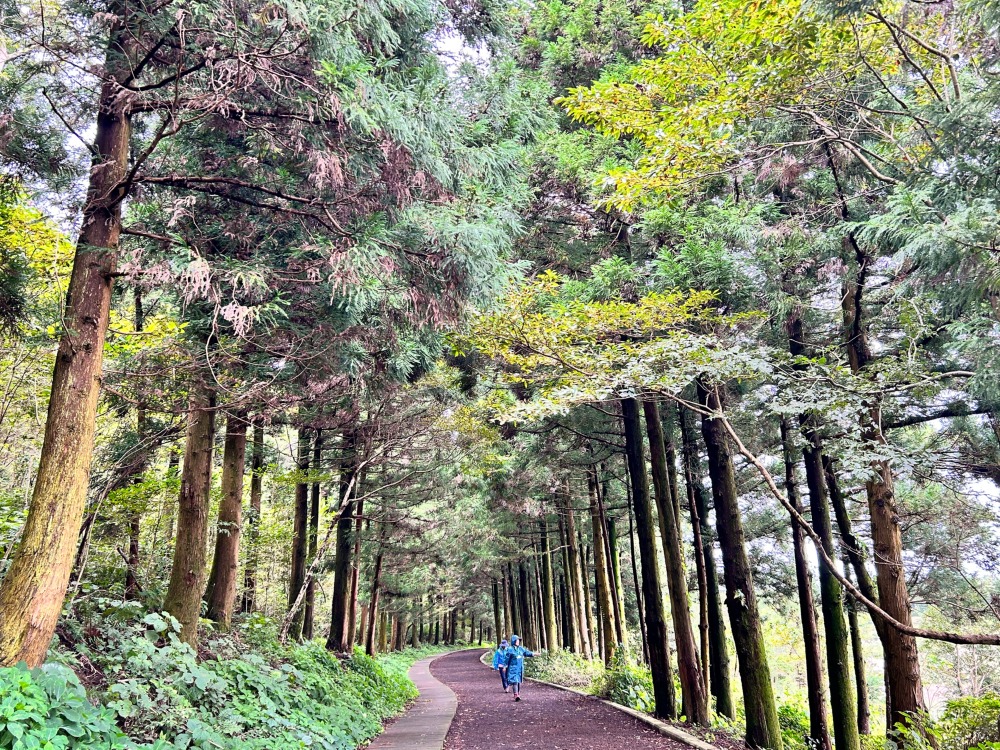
[430,649,688,750]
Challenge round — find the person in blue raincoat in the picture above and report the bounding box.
[491,638,510,692]
[504,634,535,701]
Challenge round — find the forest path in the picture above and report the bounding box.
[367,653,458,750]
[430,649,691,750]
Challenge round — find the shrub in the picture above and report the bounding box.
[592,648,655,714]
[524,648,603,689]
[0,662,136,750]
[939,694,1000,750]
[48,604,446,749]
[777,703,811,750]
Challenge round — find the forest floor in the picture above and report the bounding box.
[428,649,695,750]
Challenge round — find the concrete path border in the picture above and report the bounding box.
[367,652,458,749]
[478,650,720,750]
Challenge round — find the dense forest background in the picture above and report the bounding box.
[3,0,1000,747]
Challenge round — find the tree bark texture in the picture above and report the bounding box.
[0,13,134,666]
[698,382,782,749]
[780,418,831,750]
[681,404,733,719]
[205,411,248,629]
[622,397,676,719]
[287,429,310,641]
[644,399,708,724]
[241,423,264,613]
[163,391,216,648]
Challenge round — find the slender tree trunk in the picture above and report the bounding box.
[205,411,248,630]
[587,473,616,665]
[518,562,534,647]
[557,514,579,653]
[607,516,628,649]
[596,469,626,651]
[627,498,649,665]
[788,308,859,750]
[303,431,323,640]
[359,604,370,652]
[801,421,860,750]
[834,153,926,733]
[559,576,570,649]
[378,611,388,653]
[644,399,708,724]
[679,405,710,706]
[780,418,832,750]
[540,521,560,650]
[698,382,782,749]
[492,579,503,645]
[327,430,357,652]
[163,391,216,649]
[622,397,676,719]
[0,13,134,665]
[502,573,513,640]
[681,404,733,718]
[844,559,872,735]
[288,429,310,641]
[124,289,147,600]
[563,489,593,659]
[532,548,548,650]
[242,423,264,613]
[346,469,367,649]
[580,539,597,655]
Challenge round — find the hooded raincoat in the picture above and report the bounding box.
[504,637,534,684]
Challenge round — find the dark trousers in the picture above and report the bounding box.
[499,669,509,689]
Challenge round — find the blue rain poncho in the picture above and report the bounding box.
[504,637,534,684]
[492,641,509,669]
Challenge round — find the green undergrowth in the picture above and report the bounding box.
[0,602,460,750]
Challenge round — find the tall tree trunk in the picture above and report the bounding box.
[124,288,147,600]
[559,576,570,649]
[492,579,503,645]
[681,404,733,718]
[503,573,514,640]
[834,152,926,733]
[241,423,264,613]
[698,382,782,749]
[644,399,708,725]
[562,489,593,659]
[801,421,860,750]
[595,468,626,650]
[788,309,859,750]
[587,473,617,665]
[518,562,535,647]
[780,418,831,750]
[205,411,248,629]
[287,429,310,641]
[607,516,628,649]
[622,397,676,719]
[844,559,872,735]
[540,521,560,650]
[327,430,357,652]
[163,391,216,648]
[0,12,134,666]
[557,514,579,653]
[532,548,548,650]
[627,498,649,665]
[303,431,323,640]
[346,473,365,649]
[579,535,597,657]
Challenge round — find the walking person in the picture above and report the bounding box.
[504,634,535,702]
[492,638,510,692]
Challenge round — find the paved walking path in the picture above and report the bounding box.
[429,649,690,750]
[367,654,458,750]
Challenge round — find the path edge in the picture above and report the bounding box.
[478,650,719,750]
